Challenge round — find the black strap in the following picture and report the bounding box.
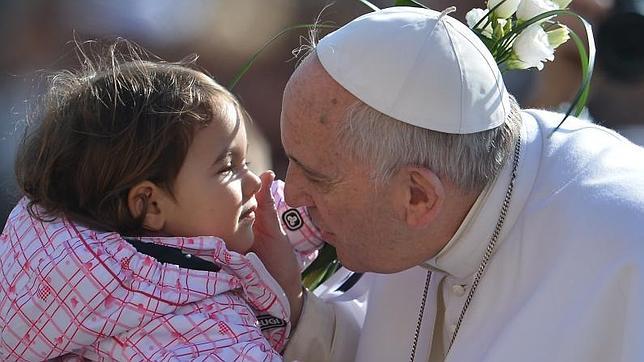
[124,238,220,272]
[338,272,363,292]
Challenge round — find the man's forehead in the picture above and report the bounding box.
[282,94,343,176]
[287,54,356,112]
[282,54,357,166]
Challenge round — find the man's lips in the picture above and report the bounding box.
[306,208,336,243]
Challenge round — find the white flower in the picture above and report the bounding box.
[511,24,555,70]
[466,8,493,37]
[487,0,522,19]
[516,0,559,21]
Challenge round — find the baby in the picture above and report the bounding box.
[0,43,322,361]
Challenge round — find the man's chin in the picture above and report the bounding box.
[337,252,415,274]
[335,252,371,273]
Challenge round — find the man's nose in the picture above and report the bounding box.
[284,165,313,208]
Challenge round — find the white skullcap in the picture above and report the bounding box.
[316,6,512,134]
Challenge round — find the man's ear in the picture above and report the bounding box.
[127,181,167,232]
[397,167,445,228]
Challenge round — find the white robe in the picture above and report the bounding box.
[284,109,644,362]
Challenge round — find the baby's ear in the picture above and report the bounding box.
[127,181,167,232]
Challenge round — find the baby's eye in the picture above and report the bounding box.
[218,163,234,174]
[218,161,250,175]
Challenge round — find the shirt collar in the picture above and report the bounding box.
[422,111,541,280]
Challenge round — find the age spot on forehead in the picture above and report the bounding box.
[318,98,338,125]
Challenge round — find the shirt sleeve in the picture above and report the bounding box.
[85,309,283,361]
[271,180,325,270]
[282,291,361,362]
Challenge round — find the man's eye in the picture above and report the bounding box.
[303,172,335,193]
[302,169,327,184]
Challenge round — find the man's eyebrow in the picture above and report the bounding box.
[287,154,329,180]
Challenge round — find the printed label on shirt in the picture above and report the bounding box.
[282,209,303,231]
[256,314,288,331]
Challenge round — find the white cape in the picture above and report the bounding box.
[286,109,644,362]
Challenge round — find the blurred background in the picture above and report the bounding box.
[1,0,643,224]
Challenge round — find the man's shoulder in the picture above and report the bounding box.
[522,109,644,197]
[519,110,644,243]
[524,108,635,151]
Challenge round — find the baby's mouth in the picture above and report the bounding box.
[239,206,256,221]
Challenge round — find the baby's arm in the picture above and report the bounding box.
[252,172,307,330]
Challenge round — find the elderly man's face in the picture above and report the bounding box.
[280,55,423,273]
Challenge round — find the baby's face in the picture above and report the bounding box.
[160,100,261,253]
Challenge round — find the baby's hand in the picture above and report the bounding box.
[251,171,304,327]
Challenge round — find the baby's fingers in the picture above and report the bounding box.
[256,170,276,211]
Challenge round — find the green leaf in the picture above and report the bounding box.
[503,16,513,33]
[358,0,380,11]
[394,0,429,8]
[492,19,505,39]
[302,243,340,291]
[551,24,595,134]
[493,32,518,60]
[322,261,341,284]
[302,261,338,291]
[479,33,496,49]
[228,24,336,91]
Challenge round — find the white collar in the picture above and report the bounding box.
[422,111,541,280]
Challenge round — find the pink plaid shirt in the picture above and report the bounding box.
[0,181,324,361]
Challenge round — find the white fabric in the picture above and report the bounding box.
[283,291,363,362]
[285,110,644,361]
[316,6,511,134]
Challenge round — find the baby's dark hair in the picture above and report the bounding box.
[15,39,248,234]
